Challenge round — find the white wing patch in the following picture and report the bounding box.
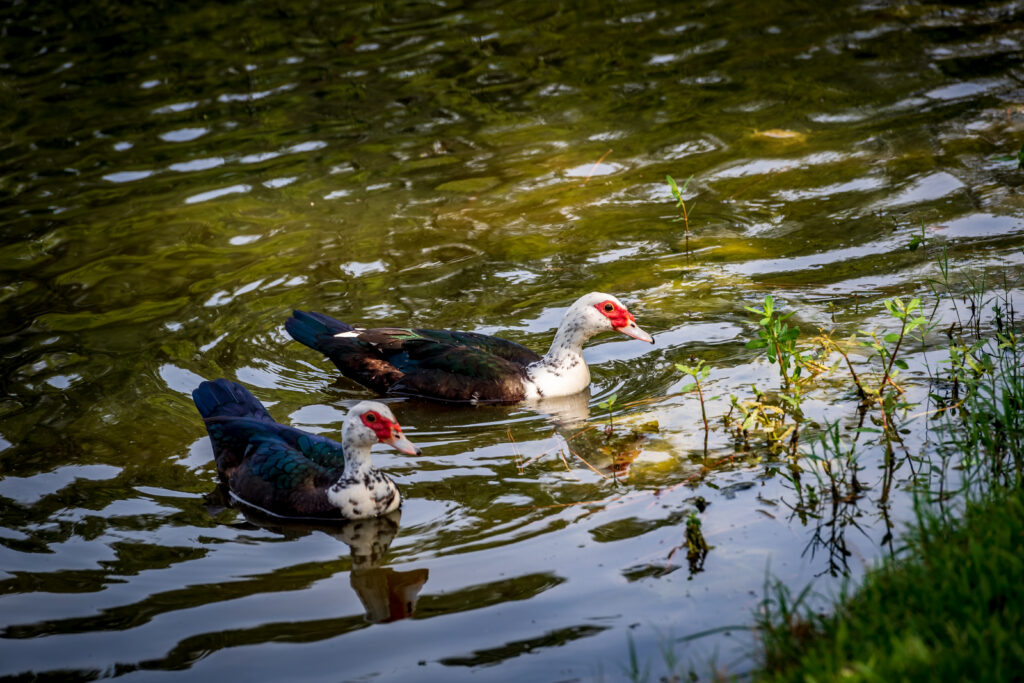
[333,328,365,339]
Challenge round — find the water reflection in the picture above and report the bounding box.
[530,390,592,427]
[208,490,428,624]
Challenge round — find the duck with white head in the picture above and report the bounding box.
[285,291,654,403]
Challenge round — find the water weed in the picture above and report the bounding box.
[667,174,695,258]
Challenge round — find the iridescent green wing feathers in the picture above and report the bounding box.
[229,437,340,517]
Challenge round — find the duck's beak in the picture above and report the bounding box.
[617,320,654,344]
[386,433,421,455]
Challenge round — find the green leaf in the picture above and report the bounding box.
[884,332,901,343]
[894,359,909,370]
[666,174,681,201]
[747,339,769,349]
[680,382,697,393]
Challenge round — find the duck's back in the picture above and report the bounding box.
[286,310,543,402]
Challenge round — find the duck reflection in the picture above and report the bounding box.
[550,421,652,478]
[205,487,428,623]
[528,388,592,427]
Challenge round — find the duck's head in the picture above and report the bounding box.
[568,292,654,344]
[344,402,421,455]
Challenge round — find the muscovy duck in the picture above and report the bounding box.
[285,291,653,403]
[192,378,419,520]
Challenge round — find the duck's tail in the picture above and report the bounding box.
[285,310,354,351]
[192,378,273,422]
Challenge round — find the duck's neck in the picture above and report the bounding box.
[328,436,401,518]
[539,310,590,367]
[524,312,592,398]
[340,435,375,480]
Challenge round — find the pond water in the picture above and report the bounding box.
[2,0,1024,679]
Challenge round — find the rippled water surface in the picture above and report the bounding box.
[3,0,1024,679]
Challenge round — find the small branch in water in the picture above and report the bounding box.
[519,495,624,510]
[517,424,599,469]
[558,449,583,481]
[508,426,523,474]
[620,392,684,409]
[569,446,609,479]
[582,148,613,186]
[516,473,704,512]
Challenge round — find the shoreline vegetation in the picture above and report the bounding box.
[636,279,1023,680]
[620,188,1024,681]
[753,279,1024,680]
[757,485,1023,681]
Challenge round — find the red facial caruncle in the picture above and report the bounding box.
[361,410,400,441]
[594,300,635,329]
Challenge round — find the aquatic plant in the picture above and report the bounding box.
[684,511,709,575]
[857,296,927,434]
[598,392,618,435]
[675,358,711,434]
[666,174,695,257]
[744,295,808,393]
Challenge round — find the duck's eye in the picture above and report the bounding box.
[365,413,377,422]
[604,303,614,313]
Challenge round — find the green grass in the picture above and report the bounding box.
[757,486,1024,682]
[758,317,1024,682]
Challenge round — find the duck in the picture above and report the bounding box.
[285,291,654,403]
[192,378,419,520]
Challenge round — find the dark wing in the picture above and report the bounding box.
[411,329,542,366]
[290,431,347,474]
[286,310,541,401]
[229,437,341,519]
[387,339,531,402]
[286,311,405,394]
[204,417,347,480]
[193,379,274,422]
[194,380,277,474]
